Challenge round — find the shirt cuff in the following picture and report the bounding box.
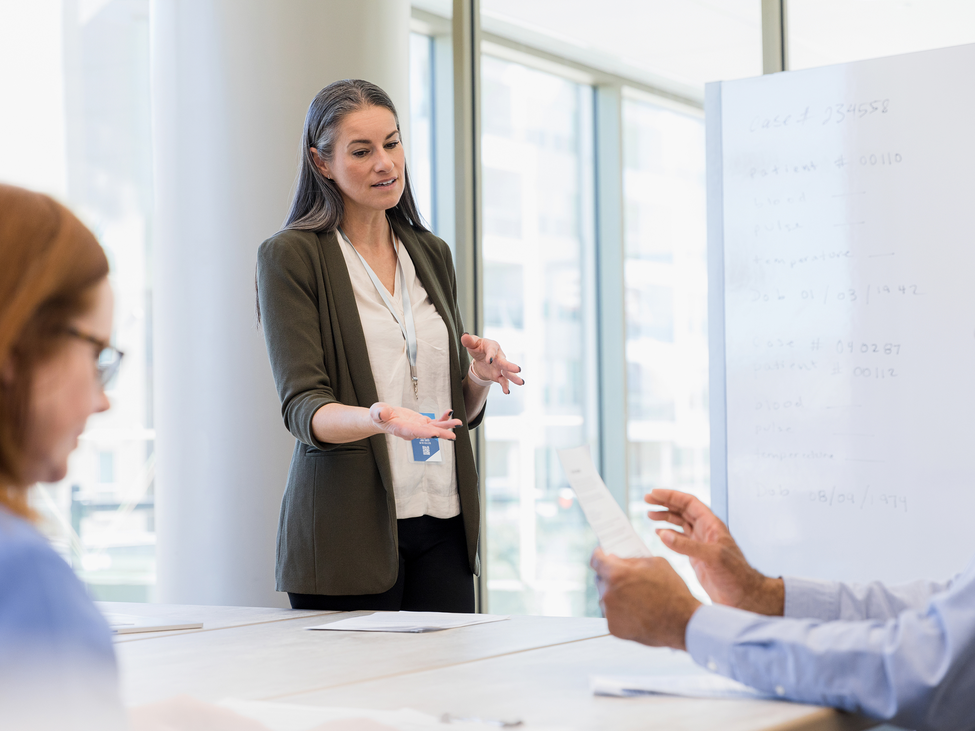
[783,576,841,621]
[685,604,761,679]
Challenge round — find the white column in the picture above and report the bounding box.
[151,0,410,607]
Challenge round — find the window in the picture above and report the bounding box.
[0,0,155,601]
[480,56,600,616]
[622,96,709,595]
[788,0,975,70]
[479,0,763,94]
[468,0,761,615]
[409,32,436,228]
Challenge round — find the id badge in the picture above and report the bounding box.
[411,400,443,464]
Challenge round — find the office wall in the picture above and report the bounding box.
[152,0,410,607]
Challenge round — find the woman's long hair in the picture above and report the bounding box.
[284,79,428,233]
[0,185,109,516]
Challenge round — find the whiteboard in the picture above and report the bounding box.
[707,43,975,585]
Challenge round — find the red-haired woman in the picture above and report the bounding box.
[0,184,125,729]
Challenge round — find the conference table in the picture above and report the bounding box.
[105,602,878,731]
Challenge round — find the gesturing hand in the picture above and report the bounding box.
[460,333,524,395]
[590,548,701,650]
[369,403,461,442]
[646,489,784,616]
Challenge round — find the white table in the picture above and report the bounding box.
[284,634,876,731]
[111,604,877,731]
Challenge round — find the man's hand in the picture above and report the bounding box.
[590,548,701,650]
[647,489,784,616]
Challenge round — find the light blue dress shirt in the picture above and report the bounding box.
[685,556,975,730]
[0,506,123,730]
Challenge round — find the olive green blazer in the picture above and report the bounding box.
[257,218,482,596]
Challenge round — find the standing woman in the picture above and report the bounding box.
[257,79,522,612]
[0,184,125,730]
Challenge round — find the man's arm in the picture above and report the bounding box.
[783,574,957,623]
[647,489,952,622]
[592,488,975,728]
[684,568,975,730]
[592,542,975,728]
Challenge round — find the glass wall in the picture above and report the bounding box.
[0,0,155,601]
[480,56,599,616]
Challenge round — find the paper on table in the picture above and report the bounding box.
[305,611,509,633]
[103,613,204,634]
[133,697,521,731]
[590,674,777,700]
[218,700,565,731]
[558,446,651,559]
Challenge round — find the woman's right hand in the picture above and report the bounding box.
[368,403,461,441]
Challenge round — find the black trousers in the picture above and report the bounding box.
[288,514,474,613]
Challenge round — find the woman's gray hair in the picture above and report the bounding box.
[284,79,427,233]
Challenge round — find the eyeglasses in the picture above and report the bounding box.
[65,326,125,388]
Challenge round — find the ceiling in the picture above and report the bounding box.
[413,0,975,102]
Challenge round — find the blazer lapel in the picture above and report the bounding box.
[394,221,460,361]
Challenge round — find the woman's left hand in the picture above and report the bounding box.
[461,333,524,395]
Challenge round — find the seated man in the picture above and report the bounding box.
[591,489,973,731]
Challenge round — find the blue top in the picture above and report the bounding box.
[686,558,975,730]
[0,506,122,729]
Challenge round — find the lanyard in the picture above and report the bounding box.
[338,227,419,400]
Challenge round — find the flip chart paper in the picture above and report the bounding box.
[305,611,508,633]
[558,446,652,559]
[711,44,975,585]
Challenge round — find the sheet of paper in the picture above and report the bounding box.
[305,611,509,633]
[590,674,776,700]
[558,446,652,559]
[103,613,204,634]
[131,698,517,731]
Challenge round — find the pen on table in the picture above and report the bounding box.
[441,712,523,727]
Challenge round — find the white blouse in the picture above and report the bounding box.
[337,231,460,520]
